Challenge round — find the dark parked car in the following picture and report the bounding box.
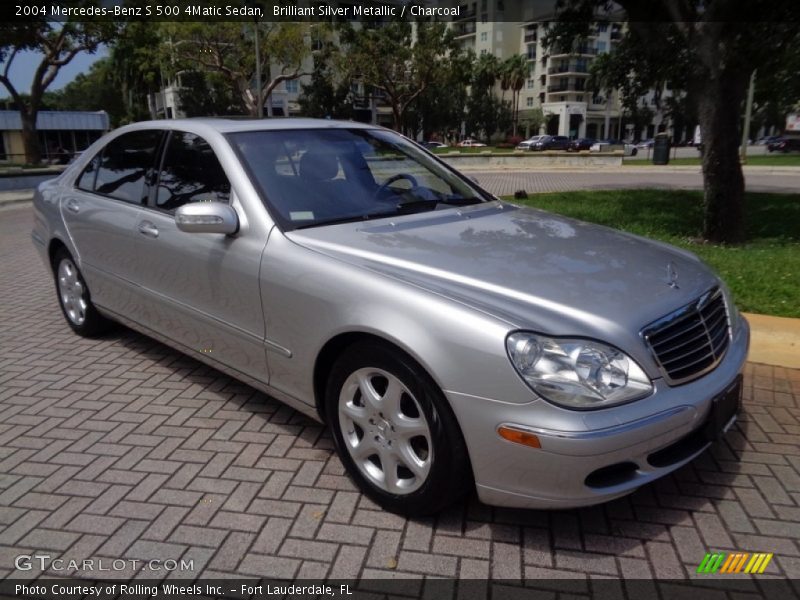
[567,138,597,152]
[767,137,800,153]
[533,135,570,151]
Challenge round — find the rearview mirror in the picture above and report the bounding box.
[175,202,239,235]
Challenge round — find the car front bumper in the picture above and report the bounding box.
[448,318,750,509]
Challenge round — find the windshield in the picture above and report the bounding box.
[228,128,488,230]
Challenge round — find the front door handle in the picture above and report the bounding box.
[137,221,159,238]
[65,199,80,214]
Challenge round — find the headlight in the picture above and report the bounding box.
[506,332,653,409]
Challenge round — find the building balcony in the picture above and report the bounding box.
[453,22,476,37]
[550,45,598,58]
[547,82,586,93]
[455,5,476,20]
[524,33,537,43]
[548,64,590,75]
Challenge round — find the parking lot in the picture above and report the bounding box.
[1,204,799,589]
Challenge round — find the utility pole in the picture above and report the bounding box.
[740,69,756,163]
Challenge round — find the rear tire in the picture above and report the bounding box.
[326,341,472,516]
[53,248,114,337]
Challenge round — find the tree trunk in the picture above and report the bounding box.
[391,104,402,132]
[696,72,748,244]
[20,108,41,165]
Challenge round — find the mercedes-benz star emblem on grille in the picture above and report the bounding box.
[666,261,679,289]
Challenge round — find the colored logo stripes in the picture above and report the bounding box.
[697,552,773,574]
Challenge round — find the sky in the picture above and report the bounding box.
[2,46,107,95]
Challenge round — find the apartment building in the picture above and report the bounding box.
[152,0,670,141]
[518,20,626,139]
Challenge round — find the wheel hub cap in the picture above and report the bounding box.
[338,368,433,495]
[57,259,87,326]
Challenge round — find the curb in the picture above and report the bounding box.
[743,313,800,370]
[0,191,33,209]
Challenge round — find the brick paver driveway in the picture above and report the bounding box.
[1,204,799,587]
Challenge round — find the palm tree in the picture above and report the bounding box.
[505,54,529,136]
[499,59,512,104]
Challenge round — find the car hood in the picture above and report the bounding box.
[287,201,719,347]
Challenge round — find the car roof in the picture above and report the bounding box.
[114,117,379,135]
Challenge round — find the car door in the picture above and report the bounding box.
[60,129,164,316]
[133,129,268,383]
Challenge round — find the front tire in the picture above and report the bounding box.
[326,341,472,516]
[53,248,113,337]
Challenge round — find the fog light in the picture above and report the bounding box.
[497,425,541,448]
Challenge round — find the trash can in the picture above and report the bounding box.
[652,133,671,165]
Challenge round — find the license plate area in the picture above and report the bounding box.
[704,374,742,441]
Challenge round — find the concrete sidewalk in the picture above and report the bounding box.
[744,313,800,369]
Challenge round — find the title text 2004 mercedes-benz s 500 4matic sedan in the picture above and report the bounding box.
[32,119,749,516]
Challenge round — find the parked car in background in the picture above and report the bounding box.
[516,135,546,151]
[32,118,749,516]
[458,139,487,148]
[767,137,800,153]
[423,141,447,150]
[567,138,597,152]
[532,135,570,151]
[591,139,638,156]
[637,139,655,149]
[756,135,782,146]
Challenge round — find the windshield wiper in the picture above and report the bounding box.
[394,197,483,214]
[293,209,400,230]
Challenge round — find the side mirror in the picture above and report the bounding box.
[175,202,239,235]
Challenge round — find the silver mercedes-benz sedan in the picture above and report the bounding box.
[32,119,749,515]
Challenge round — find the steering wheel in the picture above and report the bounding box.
[374,173,419,200]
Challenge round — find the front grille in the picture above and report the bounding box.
[642,288,730,385]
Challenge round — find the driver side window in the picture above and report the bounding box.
[155,131,231,213]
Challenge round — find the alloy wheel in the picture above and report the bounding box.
[57,259,87,326]
[338,367,433,494]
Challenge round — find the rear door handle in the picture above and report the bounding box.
[137,221,159,238]
[65,199,80,214]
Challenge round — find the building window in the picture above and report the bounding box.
[527,79,535,89]
[597,41,607,53]
[480,32,487,42]
[576,95,584,101]
[286,79,299,94]
[597,23,608,32]
[526,97,534,107]
[480,49,487,55]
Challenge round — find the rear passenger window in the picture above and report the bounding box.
[92,130,163,204]
[155,131,231,212]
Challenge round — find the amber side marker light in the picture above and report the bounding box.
[498,426,541,448]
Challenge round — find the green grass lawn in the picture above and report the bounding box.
[504,190,800,318]
[624,154,800,167]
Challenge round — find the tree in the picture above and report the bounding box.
[339,21,460,132]
[177,71,240,117]
[402,46,472,141]
[297,41,353,120]
[547,2,800,243]
[161,22,310,117]
[465,53,502,141]
[45,58,126,126]
[0,17,115,163]
[518,107,546,138]
[504,54,529,136]
[109,20,163,123]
